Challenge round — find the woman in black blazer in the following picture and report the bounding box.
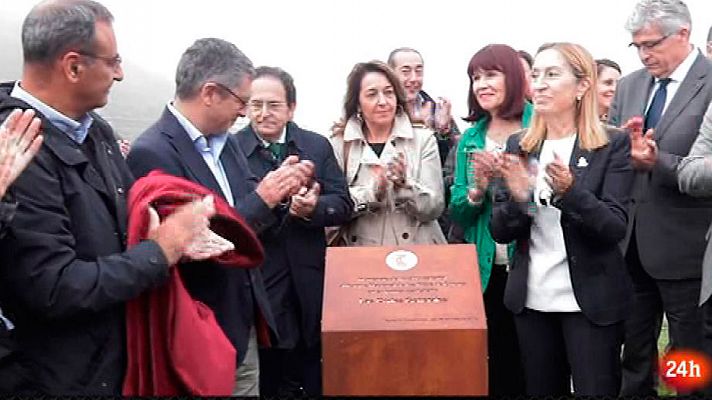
[488,42,633,396]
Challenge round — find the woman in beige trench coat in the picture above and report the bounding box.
[329,61,446,246]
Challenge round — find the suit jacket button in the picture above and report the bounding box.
[402,232,409,240]
[326,207,335,215]
[149,257,160,264]
[117,187,124,194]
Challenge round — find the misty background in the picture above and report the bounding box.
[2,0,712,140]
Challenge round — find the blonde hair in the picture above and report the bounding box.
[520,42,608,152]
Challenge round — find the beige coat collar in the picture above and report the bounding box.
[343,112,414,142]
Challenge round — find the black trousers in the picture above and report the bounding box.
[484,264,525,395]
[514,308,624,396]
[621,238,703,396]
[703,300,712,395]
[259,340,321,397]
[0,332,29,394]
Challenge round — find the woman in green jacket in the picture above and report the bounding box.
[449,44,532,396]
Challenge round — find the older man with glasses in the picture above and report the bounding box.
[234,66,352,397]
[607,0,712,395]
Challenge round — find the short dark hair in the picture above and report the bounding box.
[596,58,621,75]
[253,66,297,106]
[386,47,423,68]
[343,61,408,122]
[518,50,533,68]
[175,38,254,100]
[22,0,114,64]
[464,44,527,123]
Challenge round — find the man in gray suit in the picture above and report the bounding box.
[608,0,712,395]
[678,103,712,393]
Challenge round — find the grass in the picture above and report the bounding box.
[657,318,675,396]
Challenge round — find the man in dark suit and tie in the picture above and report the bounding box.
[126,38,313,396]
[608,0,712,395]
[234,67,352,397]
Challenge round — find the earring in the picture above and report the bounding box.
[356,110,363,122]
[576,95,582,102]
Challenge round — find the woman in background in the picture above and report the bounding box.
[595,58,621,122]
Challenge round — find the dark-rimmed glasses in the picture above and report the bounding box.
[629,34,671,51]
[212,82,250,107]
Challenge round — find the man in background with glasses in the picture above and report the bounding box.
[127,38,315,396]
[234,66,351,397]
[608,0,712,395]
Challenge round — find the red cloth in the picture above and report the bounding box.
[122,171,265,396]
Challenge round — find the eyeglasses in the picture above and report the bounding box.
[248,100,288,113]
[78,51,122,69]
[212,82,250,107]
[629,34,671,51]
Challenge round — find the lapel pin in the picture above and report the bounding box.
[577,157,589,167]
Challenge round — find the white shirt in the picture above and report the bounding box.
[485,136,509,265]
[645,46,699,116]
[526,134,581,312]
[256,126,287,147]
[166,103,234,206]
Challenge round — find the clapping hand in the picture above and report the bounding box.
[372,164,388,201]
[330,118,345,136]
[0,109,44,197]
[148,195,216,265]
[183,226,235,261]
[289,181,320,219]
[500,153,532,203]
[433,97,452,133]
[545,153,574,195]
[256,156,315,207]
[408,100,433,126]
[467,150,499,203]
[386,152,408,188]
[625,116,657,170]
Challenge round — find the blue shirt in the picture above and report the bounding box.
[166,103,234,206]
[11,81,94,144]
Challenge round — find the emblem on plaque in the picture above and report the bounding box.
[385,250,418,271]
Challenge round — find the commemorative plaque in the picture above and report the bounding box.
[322,244,487,395]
